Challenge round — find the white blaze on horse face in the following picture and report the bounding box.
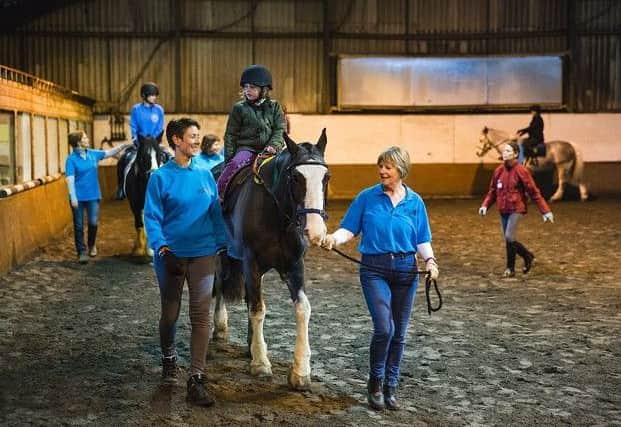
[149,149,159,172]
[296,164,328,246]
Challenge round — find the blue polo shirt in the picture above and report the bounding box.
[144,157,227,257]
[65,149,106,201]
[340,184,432,255]
[130,102,164,141]
[195,152,224,172]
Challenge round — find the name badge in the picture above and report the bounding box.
[497,182,503,189]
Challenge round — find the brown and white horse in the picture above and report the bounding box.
[477,127,589,201]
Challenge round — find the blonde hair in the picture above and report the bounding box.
[377,146,411,179]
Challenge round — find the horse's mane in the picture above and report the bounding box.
[485,127,513,142]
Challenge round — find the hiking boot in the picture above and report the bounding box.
[89,245,97,257]
[383,384,400,411]
[161,355,178,384]
[367,377,385,410]
[78,252,89,264]
[187,374,215,407]
[502,268,515,278]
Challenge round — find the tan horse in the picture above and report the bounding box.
[477,127,589,201]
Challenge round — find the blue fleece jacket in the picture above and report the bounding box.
[144,157,226,257]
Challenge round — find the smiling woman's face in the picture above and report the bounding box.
[378,160,401,187]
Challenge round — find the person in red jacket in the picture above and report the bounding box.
[479,141,554,277]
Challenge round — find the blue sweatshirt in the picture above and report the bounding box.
[144,157,227,257]
[129,102,164,142]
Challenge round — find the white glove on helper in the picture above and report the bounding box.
[425,258,439,280]
[479,206,487,216]
[543,212,554,223]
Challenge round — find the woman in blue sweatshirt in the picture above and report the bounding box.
[144,117,226,407]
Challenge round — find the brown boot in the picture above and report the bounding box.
[187,374,215,407]
[161,355,178,384]
[383,384,400,411]
[367,377,385,410]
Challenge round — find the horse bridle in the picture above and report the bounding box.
[280,159,330,228]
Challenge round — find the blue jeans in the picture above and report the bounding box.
[70,200,99,255]
[360,253,419,387]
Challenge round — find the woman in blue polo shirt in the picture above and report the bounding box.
[65,131,131,264]
[144,118,227,408]
[321,146,439,411]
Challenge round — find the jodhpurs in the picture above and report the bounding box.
[154,254,216,376]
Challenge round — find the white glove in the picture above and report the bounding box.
[321,234,337,251]
[478,206,487,216]
[543,212,554,223]
[425,258,439,280]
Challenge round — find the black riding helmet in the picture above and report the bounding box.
[529,104,541,114]
[240,65,272,89]
[140,82,159,98]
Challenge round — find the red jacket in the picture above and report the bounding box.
[482,162,550,215]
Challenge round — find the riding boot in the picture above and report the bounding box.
[503,241,516,277]
[367,377,385,410]
[514,241,535,274]
[116,160,126,200]
[87,225,98,257]
[383,384,400,411]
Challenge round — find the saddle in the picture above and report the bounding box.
[221,155,281,210]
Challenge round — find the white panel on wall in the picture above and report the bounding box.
[59,119,69,172]
[46,118,59,175]
[19,113,32,182]
[32,115,46,179]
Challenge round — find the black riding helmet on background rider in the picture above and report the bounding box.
[240,65,273,90]
[140,82,160,100]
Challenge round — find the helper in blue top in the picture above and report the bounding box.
[115,81,166,199]
[144,117,226,408]
[65,130,131,264]
[195,133,225,178]
[321,146,440,412]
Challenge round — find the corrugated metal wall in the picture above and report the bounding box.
[0,0,619,113]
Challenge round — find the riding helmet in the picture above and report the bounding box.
[140,82,160,98]
[240,65,272,89]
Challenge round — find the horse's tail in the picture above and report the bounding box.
[570,143,584,184]
[220,255,245,302]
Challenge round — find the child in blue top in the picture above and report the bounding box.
[115,82,166,199]
[321,146,439,412]
[65,130,131,263]
[143,117,226,408]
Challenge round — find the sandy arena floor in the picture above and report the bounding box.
[1,198,620,426]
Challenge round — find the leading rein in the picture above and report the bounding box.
[331,247,442,316]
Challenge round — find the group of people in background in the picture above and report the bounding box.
[63,64,553,411]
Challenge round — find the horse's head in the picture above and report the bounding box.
[135,136,162,175]
[476,127,493,157]
[283,129,329,247]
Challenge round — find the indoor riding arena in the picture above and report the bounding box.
[1,1,620,426]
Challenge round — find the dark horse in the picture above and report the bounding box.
[125,137,168,256]
[216,130,329,390]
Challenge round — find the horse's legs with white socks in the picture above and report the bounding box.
[288,290,312,390]
[248,296,272,376]
[244,260,271,376]
[550,164,567,201]
[213,278,229,341]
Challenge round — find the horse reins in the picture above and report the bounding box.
[331,248,443,316]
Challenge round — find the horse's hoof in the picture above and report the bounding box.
[288,368,311,391]
[250,364,272,377]
[212,329,228,341]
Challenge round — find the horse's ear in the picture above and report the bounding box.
[316,128,327,155]
[284,132,299,156]
[483,126,488,134]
